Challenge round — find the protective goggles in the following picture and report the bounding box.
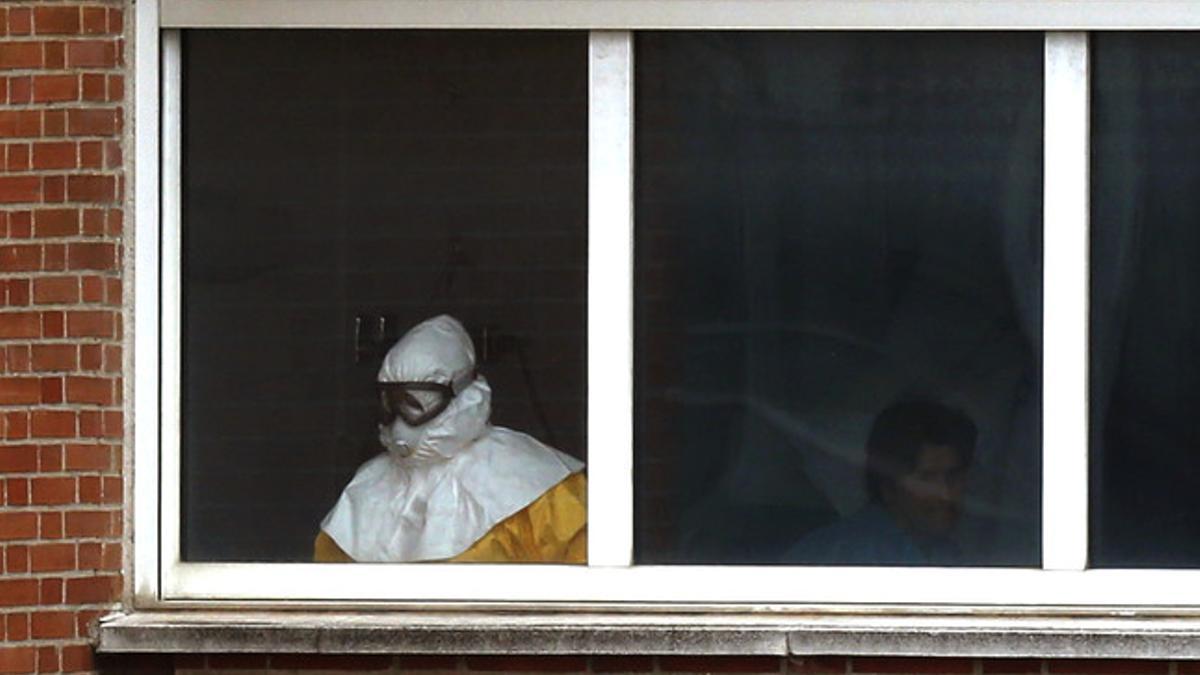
[377,375,472,427]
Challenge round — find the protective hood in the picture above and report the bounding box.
[319,315,585,562]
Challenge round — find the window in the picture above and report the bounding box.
[132,0,1200,616]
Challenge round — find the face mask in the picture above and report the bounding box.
[378,420,443,462]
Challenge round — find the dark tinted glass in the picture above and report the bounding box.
[182,31,587,561]
[634,32,1043,566]
[1091,34,1200,568]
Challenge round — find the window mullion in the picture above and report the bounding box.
[1042,31,1090,572]
[587,30,635,567]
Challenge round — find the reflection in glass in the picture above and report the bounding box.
[181,31,587,562]
[634,32,1043,566]
[1091,34,1200,568]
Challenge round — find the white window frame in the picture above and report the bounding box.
[132,0,1200,612]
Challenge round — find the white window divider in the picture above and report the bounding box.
[587,31,635,568]
[1041,32,1090,572]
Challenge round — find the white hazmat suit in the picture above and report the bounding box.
[315,315,586,563]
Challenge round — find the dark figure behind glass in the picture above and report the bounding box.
[781,400,975,566]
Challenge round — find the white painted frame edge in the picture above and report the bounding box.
[159,0,1200,30]
[132,0,162,606]
[138,3,1200,610]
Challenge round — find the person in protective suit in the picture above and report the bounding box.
[314,315,587,563]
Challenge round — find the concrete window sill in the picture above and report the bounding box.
[96,611,1200,658]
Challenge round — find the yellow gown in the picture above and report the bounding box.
[314,472,587,563]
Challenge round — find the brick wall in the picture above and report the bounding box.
[0,1,126,673]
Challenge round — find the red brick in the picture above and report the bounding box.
[660,657,782,673]
[465,657,589,672]
[108,8,124,33]
[9,76,30,104]
[43,110,65,137]
[29,543,74,572]
[107,75,123,104]
[77,541,100,568]
[101,476,121,503]
[6,613,29,641]
[3,412,29,439]
[78,275,101,301]
[29,410,74,438]
[0,446,36,472]
[103,276,119,303]
[105,208,121,235]
[0,646,35,674]
[79,142,102,169]
[101,410,120,438]
[0,111,40,137]
[5,479,29,506]
[592,656,656,673]
[1046,660,1168,675]
[31,142,75,171]
[6,346,30,372]
[41,311,64,338]
[0,378,40,405]
[6,144,29,172]
[39,577,62,604]
[851,658,974,674]
[66,175,114,203]
[33,7,80,35]
[40,376,62,404]
[0,245,40,272]
[269,655,393,671]
[9,211,30,237]
[32,277,78,304]
[5,545,28,573]
[42,177,65,205]
[80,73,105,102]
[34,209,79,238]
[8,8,31,35]
[79,344,101,370]
[7,279,30,306]
[0,43,40,69]
[37,445,61,471]
[0,312,40,339]
[209,654,270,669]
[30,477,73,505]
[75,609,104,639]
[60,645,91,673]
[64,510,110,538]
[65,376,111,405]
[66,311,112,338]
[101,542,120,570]
[67,108,118,136]
[104,141,121,168]
[82,7,107,35]
[0,579,37,606]
[32,75,77,104]
[77,476,100,504]
[36,646,59,673]
[30,612,73,640]
[67,40,116,68]
[66,243,115,271]
[0,177,40,204]
[38,512,62,540]
[64,575,118,604]
[31,344,75,372]
[42,41,65,70]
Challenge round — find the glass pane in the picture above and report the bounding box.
[181,31,587,563]
[634,32,1042,566]
[1091,34,1200,568]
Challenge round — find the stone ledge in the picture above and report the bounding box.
[97,611,1200,658]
